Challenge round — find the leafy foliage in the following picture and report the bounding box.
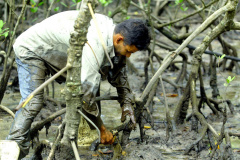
[54,7,60,12]
[215,54,236,87]
[72,0,82,3]
[98,0,112,7]
[175,0,188,11]
[0,20,9,38]
[224,76,235,87]
[30,0,38,13]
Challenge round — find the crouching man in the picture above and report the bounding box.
[4,11,150,159]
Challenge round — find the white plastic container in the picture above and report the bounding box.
[0,140,20,160]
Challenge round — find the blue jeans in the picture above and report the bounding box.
[7,56,46,158]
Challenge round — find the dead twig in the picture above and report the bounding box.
[47,122,65,160]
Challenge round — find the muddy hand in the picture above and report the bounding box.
[100,125,114,144]
[121,104,136,128]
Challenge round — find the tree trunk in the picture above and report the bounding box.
[61,0,96,147]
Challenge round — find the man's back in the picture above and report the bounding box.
[14,11,77,58]
[14,11,115,64]
[13,11,116,82]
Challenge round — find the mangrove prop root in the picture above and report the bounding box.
[209,98,235,114]
[184,125,208,155]
[210,107,227,159]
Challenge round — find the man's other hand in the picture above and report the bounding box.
[100,125,114,144]
[121,104,136,128]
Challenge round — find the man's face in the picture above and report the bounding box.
[113,33,139,58]
[114,43,138,58]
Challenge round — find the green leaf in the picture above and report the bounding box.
[125,16,130,20]
[231,76,235,81]
[0,20,5,29]
[72,0,81,3]
[38,2,44,6]
[30,7,38,13]
[3,31,9,38]
[54,7,59,11]
[220,54,226,59]
[184,7,188,11]
[30,0,36,5]
[99,0,112,6]
[70,3,76,7]
[2,28,9,32]
[228,76,232,81]
[0,20,3,28]
[226,78,230,84]
[108,11,112,17]
[60,2,68,7]
[168,24,172,29]
[175,0,183,5]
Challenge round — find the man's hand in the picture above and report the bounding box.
[121,104,136,128]
[100,125,114,144]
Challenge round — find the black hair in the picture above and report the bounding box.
[114,19,151,50]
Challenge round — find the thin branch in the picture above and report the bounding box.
[71,141,80,160]
[1,0,27,89]
[46,0,56,18]
[47,123,65,160]
[3,0,18,17]
[0,104,15,118]
[155,0,218,28]
[30,108,66,138]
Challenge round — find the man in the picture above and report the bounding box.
[6,11,151,158]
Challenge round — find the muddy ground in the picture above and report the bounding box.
[1,37,240,159]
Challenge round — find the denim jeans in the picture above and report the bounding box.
[7,56,46,159]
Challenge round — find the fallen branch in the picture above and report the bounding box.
[228,132,240,137]
[0,104,15,118]
[30,108,66,139]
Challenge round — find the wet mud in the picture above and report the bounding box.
[1,32,240,160]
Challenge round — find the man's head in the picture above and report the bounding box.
[113,19,151,58]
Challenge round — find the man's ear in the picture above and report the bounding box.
[116,35,124,44]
